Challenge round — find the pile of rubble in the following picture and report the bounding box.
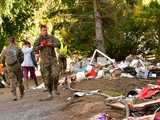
[60,49,160,86]
[59,49,160,120]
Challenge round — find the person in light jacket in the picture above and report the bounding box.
[22,41,38,89]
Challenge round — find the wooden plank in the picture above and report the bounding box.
[108,98,160,110]
[134,99,160,108]
[107,102,125,109]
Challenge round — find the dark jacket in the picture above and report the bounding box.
[31,51,38,67]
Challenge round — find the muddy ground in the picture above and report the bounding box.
[0,77,155,120]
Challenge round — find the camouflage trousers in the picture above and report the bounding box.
[40,63,60,94]
[6,64,24,98]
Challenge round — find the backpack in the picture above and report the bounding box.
[5,47,18,66]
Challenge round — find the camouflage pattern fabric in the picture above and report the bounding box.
[40,63,59,92]
[5,64,24,97]
[0,46,24,66]
[33,35,60,94]
[0,45,24,98]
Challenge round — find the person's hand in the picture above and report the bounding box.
[40,40,48,47]
[46,42,54,47]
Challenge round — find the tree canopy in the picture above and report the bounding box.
[0,0,160,60]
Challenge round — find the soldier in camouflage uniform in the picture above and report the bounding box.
[33,25,60,100]
[0,36,24,101]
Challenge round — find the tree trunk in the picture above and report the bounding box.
[93,0,105,53]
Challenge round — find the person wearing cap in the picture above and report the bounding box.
[0,36,24,101]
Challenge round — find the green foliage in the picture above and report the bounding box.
[0,34,6,52]
[0,0,37,51]
[99,0,140,60]
[47,0,95,56]
[138,0,160,59]
[0,0,160,60]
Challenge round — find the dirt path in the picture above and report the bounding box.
[0,78,152,120]
[0,88,71,120]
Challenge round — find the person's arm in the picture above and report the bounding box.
[17,48,24,64]
[31,51,38,68]
[47,36,60,48]
[33,37,42,52]
[0,49,6,66]
[53,36,60,48]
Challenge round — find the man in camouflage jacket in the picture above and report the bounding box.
[33,25,60,100]
[0,36,24,101]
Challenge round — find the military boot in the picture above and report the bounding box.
[13,96,17,101]
[11,88,17,101]
[39,93,53,101]
[19,85,25,98]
